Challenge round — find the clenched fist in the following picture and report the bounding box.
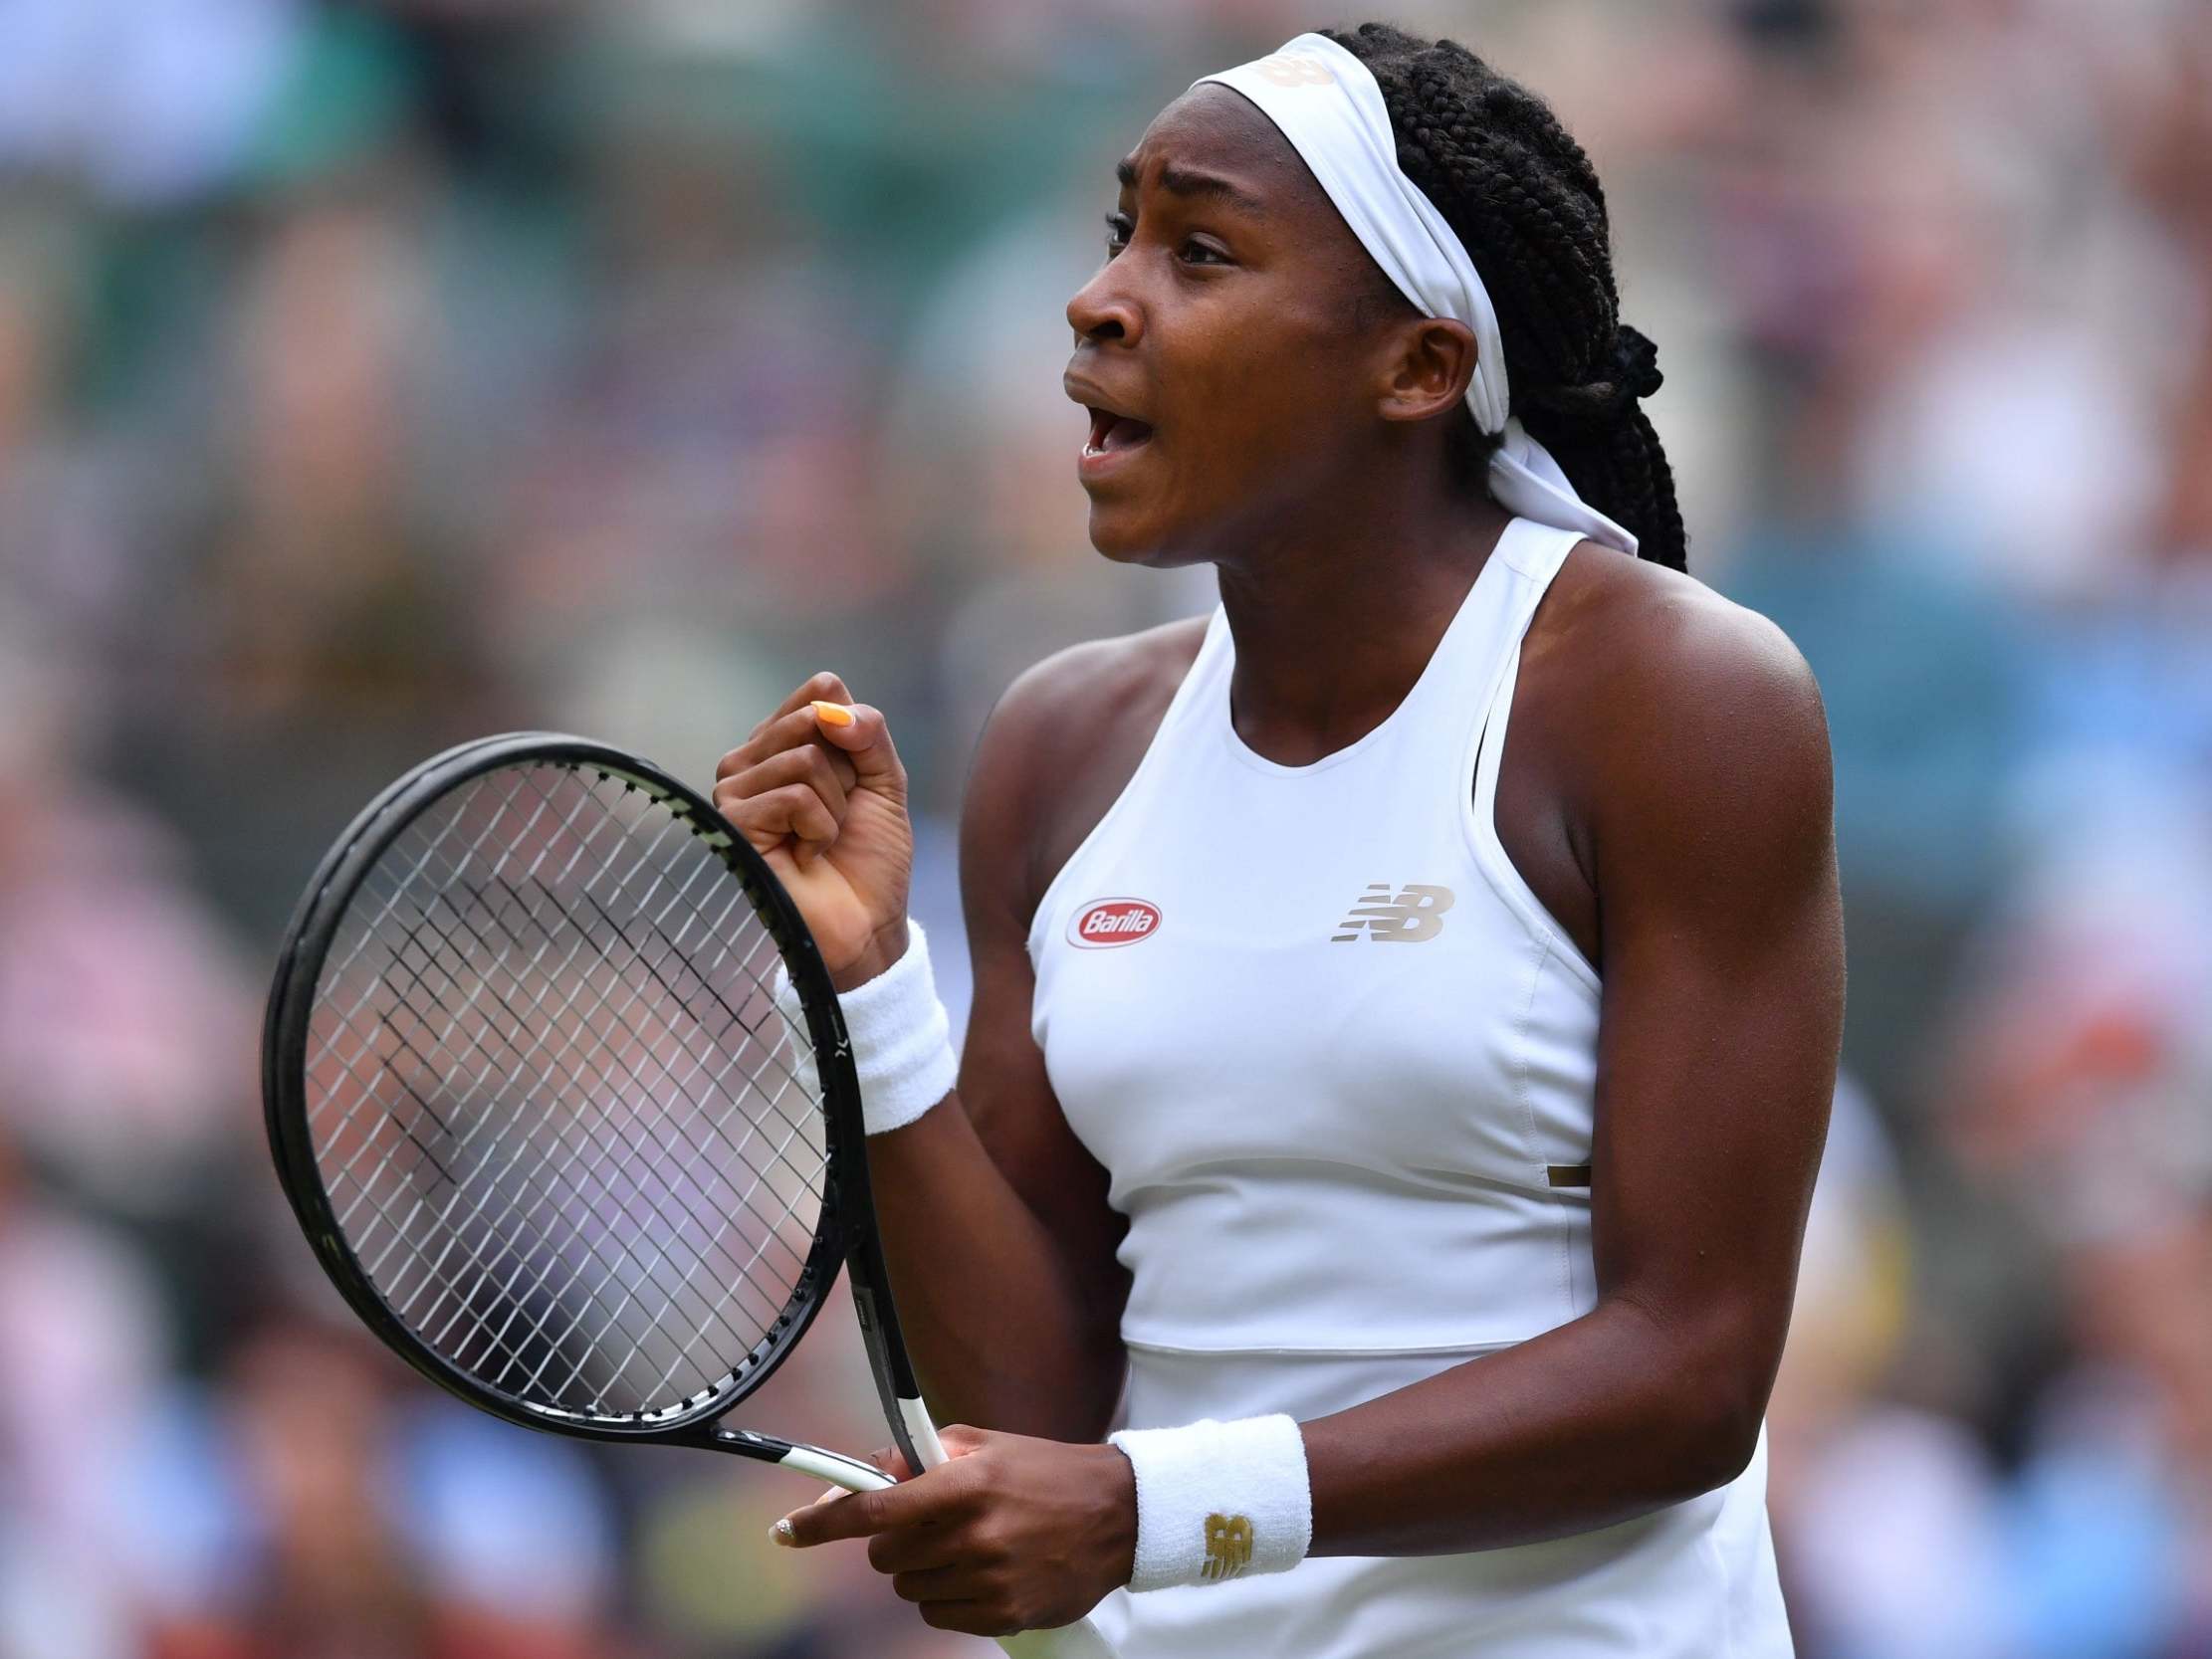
[714,672,913,991]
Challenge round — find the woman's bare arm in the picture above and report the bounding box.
[715,661,1133,1443]
[866,650,1134,1439]
[1301,588,1844,1552]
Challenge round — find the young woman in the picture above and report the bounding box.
[714,23,1843,1658]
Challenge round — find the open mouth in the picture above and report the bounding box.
[1084,407,1156,456]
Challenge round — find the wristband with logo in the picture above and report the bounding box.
[1107,1414,1313,1592]
[773,917,956,1137]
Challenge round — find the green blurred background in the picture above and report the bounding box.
[1,1,2208,1654]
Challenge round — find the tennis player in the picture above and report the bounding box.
[714,23,1843,1657]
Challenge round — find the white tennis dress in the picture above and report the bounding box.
[1025,516,1793,1658]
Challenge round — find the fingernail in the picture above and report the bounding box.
[810,701,856,727]
[770,1516,796,1546]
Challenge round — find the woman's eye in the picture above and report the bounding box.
[1101,215,1226,267]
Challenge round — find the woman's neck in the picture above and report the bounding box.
[1212,486,1513,766]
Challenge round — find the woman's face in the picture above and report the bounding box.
[1064,85,1414,565]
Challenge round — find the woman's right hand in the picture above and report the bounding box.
[713,672,914,991]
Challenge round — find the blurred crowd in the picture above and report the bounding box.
[1,0,2207,1654]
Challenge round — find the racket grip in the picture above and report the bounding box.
[999,1625,1120,1659]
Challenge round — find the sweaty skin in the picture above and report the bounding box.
[713,81,1843,1642]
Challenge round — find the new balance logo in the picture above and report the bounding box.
[1331,883,1454,942]
[1201,1514,1254,1581]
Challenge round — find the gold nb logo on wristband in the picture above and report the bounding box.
[1201,1514,1254,1581]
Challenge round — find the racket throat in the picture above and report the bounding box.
[850,1275,946,1473]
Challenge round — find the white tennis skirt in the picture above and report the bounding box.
[1084,1344,1795,1659]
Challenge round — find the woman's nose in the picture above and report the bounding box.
[1067,263,1140,345]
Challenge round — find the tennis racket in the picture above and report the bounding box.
[261,731,1115,1659]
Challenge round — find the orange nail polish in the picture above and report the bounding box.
[810,701,856,727]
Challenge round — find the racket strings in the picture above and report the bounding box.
[381,871,816,1393]
[304,761,832,1421]
[371,880,802,1403]
[399,774,824,1395]
[349,787,816,1408]
[327,858,748,1406]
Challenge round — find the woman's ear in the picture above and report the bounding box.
[1375,315,1478,424]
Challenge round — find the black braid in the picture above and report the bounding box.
[1322,22,1688,570]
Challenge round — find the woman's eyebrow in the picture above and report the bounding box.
[1114,156,1268,216]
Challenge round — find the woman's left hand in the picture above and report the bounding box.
[772,1425,1137,1637]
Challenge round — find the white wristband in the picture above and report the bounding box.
[1108,1414,1313,1592]
[773,918,957,1137]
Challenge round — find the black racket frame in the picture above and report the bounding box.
[261,731,932,1474]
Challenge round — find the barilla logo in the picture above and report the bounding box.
[1069,897,1162,948]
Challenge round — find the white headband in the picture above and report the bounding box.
[1195,32,1642,556]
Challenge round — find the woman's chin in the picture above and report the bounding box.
[1085,504,1204,568]
[1083,505,1157,563]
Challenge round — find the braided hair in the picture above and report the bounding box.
[1322,22,1688,571]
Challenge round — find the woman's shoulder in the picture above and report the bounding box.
[1537,541,1820,726]
[997,612,1211,743]
[962,613,1213,927]
[1531,540,1831,839]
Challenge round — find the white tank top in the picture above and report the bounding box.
[1025,516,1792,1658]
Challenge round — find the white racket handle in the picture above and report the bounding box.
[777,1442,897,1491]
[1001,1624,1121,1659]
[897,1392,1123,1659]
